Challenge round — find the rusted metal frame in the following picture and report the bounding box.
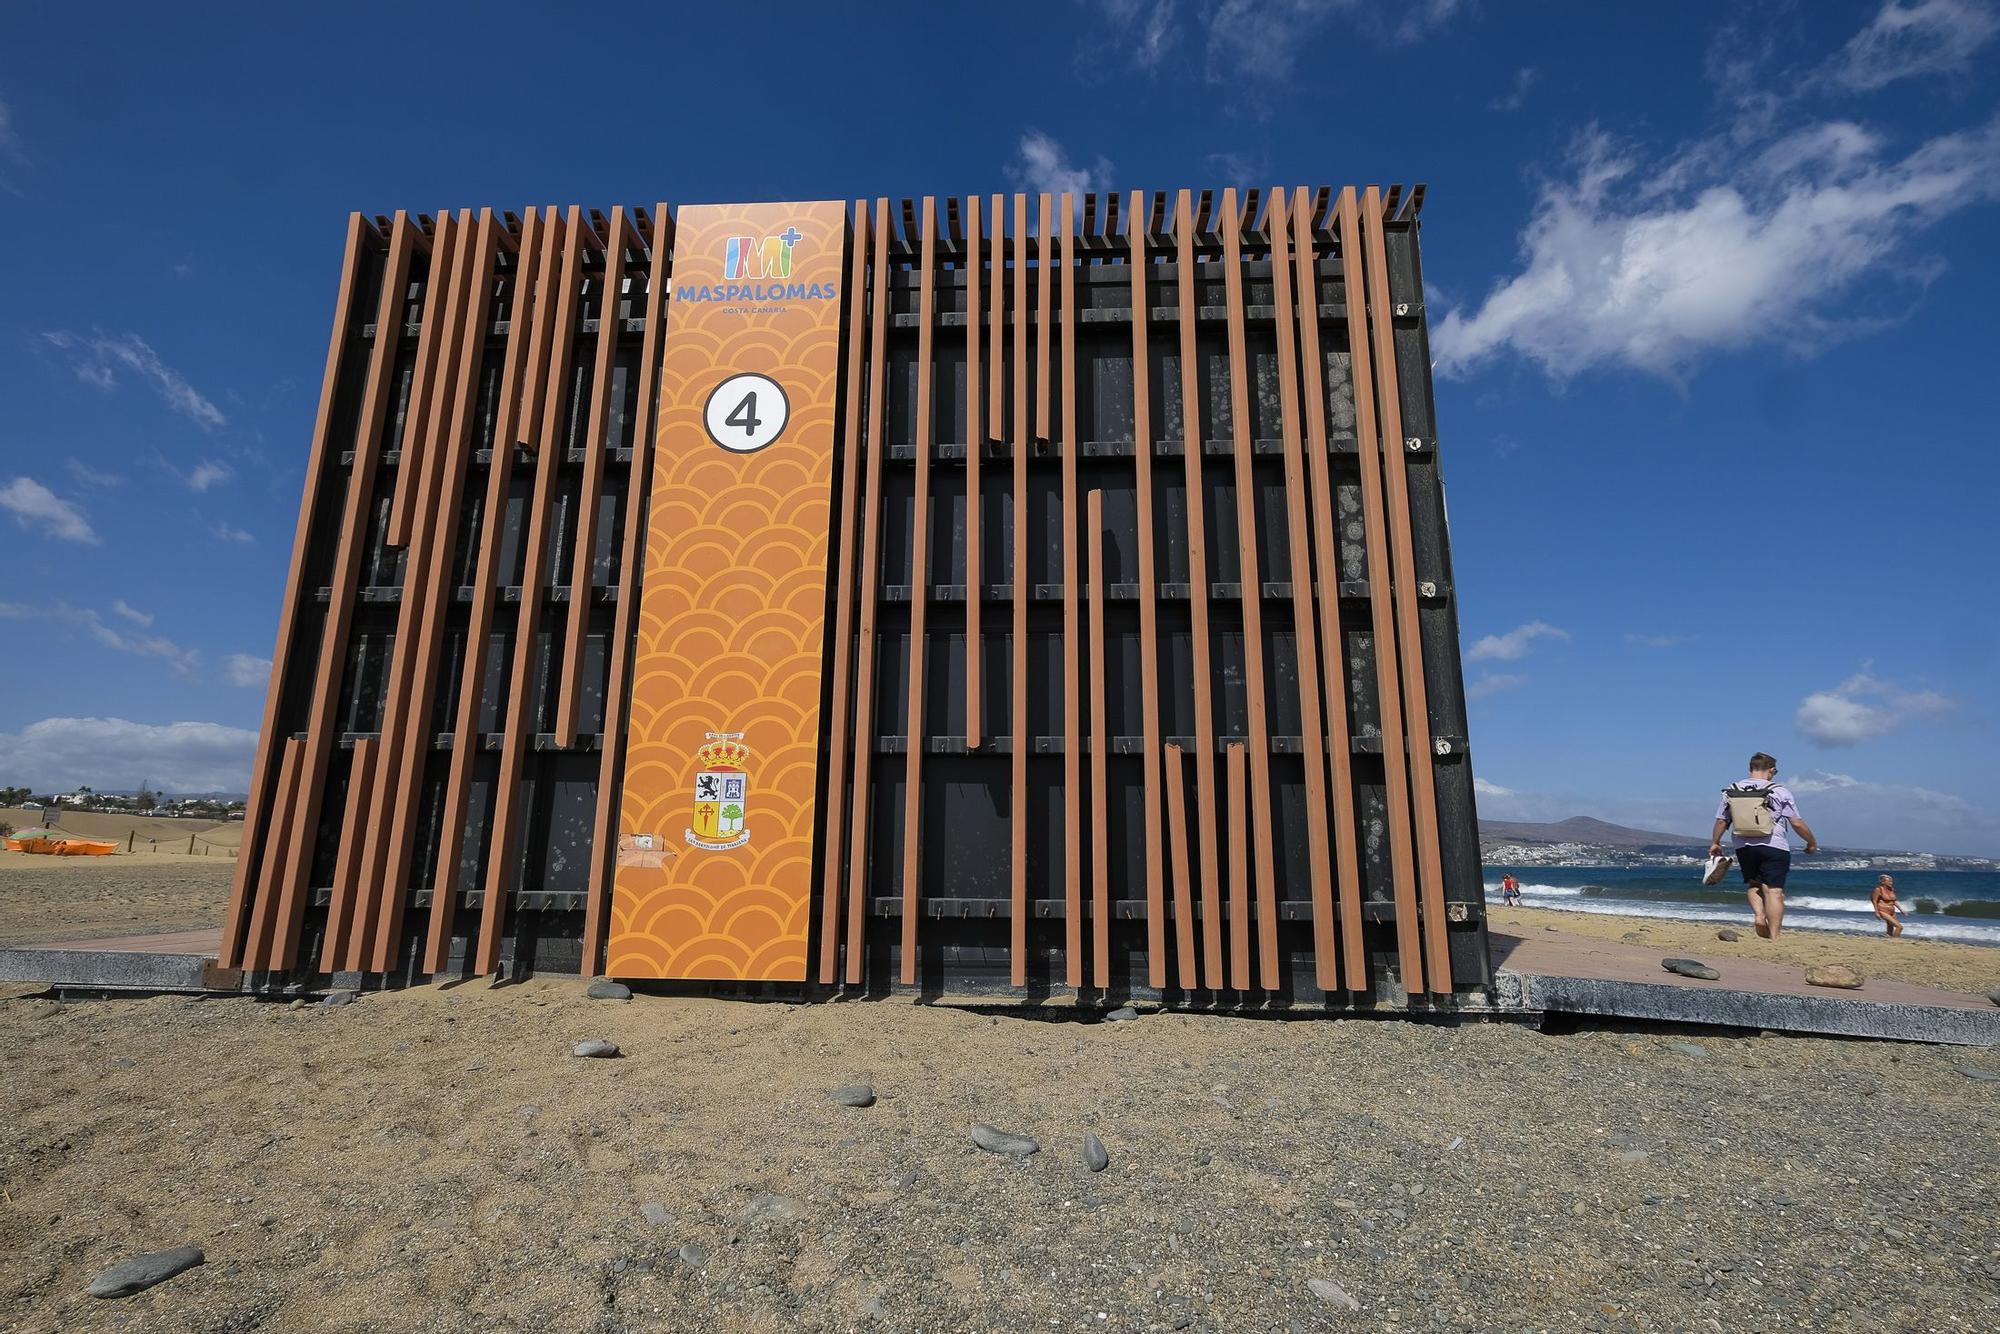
[588,202,675,979]
[1055,194,1083,988]
[1008,193,1032,987]
[896,197,938,986]
[262,212,418,972]
[218,214,369,969]
[1335,188,1425,995]
[1218,190,1282,989]
[336,210,471,971]
[816,201,871,984]
[422,205,551,974]
[387,214,460,549]
[964,194,982,751]
[1362,188,1454,993]
[1226,741,1250,987]
[1164,741,1195,984]
[245,739,308,967]
[1086,487,1109,987]
[1127,189,1170,989]
[555,207,631,746]
[477,206,586,975]
[1172,192,1224,990]
[366,209,502,973]
[1264,191,1340,993]
[1290,189,1368,992]
[316,738,380,970]
[842,200,894,984]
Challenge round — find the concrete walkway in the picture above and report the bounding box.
[1492,925,1999,1046]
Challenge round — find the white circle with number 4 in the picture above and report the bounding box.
[703,372,789,453]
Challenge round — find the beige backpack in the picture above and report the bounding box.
[1723,783,1778,838]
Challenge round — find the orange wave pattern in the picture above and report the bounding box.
[607,201,847,981]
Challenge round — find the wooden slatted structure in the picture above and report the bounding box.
[219,188,1487,1005]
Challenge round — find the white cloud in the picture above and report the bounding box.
[42,330,227,429]
[0,477,97,544]
[111,600,154,627]
[1795,668,1954,746]
[1090,0,1181,70]
[1009,130,1113,198]
[1466,619,1570,662]
[223,653,272,688]
[212,521,255,545]
[64,458,124,489]
[1434,110,2000,379]
[0,717,257,794]
[1822,0,1999,91]
[1473,776,1517,797]
[1489,66,1539,113]
[184,460,232,492]
[1204,0,1463,81]
[0,601,199,678]
[1625,632,1692,648]
[1467,672,1529,700]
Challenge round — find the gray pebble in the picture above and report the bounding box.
[86,1245,204,1299]
[1307,1277,1361,1310]
[1606,1130,1641,1149]
[1988,989,2000,1008]
[970,1122,1040,1157]
[1083,1133,1110,1172]
[1669,1041,1710,1058]
[1717,929,1742,942]
[1619,1149,1651,1164]
[1106,1006,1139,1022]
[830,1083,876,1108]
[679,1243,707,1267]
[1954,1064,2000,1083]
[737,1193,802,1223]
[572,1039,620,1058]
[321,990,356,1008]
[586,979,632,1001]
[639,1202,670,1226]
[1661,958,1720,981]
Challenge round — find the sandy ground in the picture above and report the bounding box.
[0,853,233,946]
[2,806,241,854]
[1490,906,2000,996]
[1,980,1996,1333]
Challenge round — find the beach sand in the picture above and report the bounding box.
[2,978,1997,1331]
[1490,905,2000,996]
[0,852,233,947]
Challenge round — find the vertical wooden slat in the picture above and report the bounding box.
[423,205,550,974]
[1265,191,1340,992]
[264,211,418,970]
[477,205,585,975]
[242,737,306,969]
[1291,189,1369,992]
[1035,195,1052,443]
[387,215,459,549]
[1086,486,1109,988]
[1335,188,1425,995]
[554,208,629,746]
[964,195,982,750]
[1218,189,1282,989]
[1362,187,1454,994]
[1172,191,1224,990]
[317,738,379,971]
[1059,193,1083,990]
[218,214,369,969]
[1163,742,1197,987]
[817,201,871,984]
[1009,193,1031,988]
[367,209,500,973]
[1226,741,1250,988]
[842,199,894,984]
[1128,190,1167,989]
[897,197,938,986]
[340,209,469,972]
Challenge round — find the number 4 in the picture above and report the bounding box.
[725,391,761,436]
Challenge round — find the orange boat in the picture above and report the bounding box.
[6,833,118,855]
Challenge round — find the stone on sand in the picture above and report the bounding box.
[970,1123,1040,1157]
[320,991,356,1008]
[639,1202,670,1226]
[1805,964,1863,990]
[572,1039,620,1058]
[1082,1133,1109,1172]
[1106,1006,1139,1022]
[86,1245,204,1298]
[830,1083,876,1107]
[586,979,632,1001]
[1717,929,1741,942]
[1307,1277,1361,1310]
[1661,958,1720,981]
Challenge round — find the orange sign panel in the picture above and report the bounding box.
[607,200,847,981]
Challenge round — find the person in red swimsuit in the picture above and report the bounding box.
[1871,875,1906,938]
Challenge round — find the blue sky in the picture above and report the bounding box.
[1,1,1995,853]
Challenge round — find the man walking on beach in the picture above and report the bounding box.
[1709,752,1818,938]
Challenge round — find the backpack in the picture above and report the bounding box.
[1723,783,1778,838]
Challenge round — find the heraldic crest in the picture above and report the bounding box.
[685,731,751,851]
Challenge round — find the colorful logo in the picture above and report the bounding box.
[685,732,751,852]
[723,227,803,280]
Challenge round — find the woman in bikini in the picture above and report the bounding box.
[1870,875,1906,938]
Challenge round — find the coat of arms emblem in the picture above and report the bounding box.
[685,731,750,851]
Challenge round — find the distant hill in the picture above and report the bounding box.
[1478,815,1703,850]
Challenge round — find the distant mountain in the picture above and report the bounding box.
[1478,815,1703,850]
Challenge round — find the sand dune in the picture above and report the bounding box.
[2,805,239,854]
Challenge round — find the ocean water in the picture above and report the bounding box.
[1484,866,2000,947]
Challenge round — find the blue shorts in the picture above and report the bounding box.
[1737,845,1791,889]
